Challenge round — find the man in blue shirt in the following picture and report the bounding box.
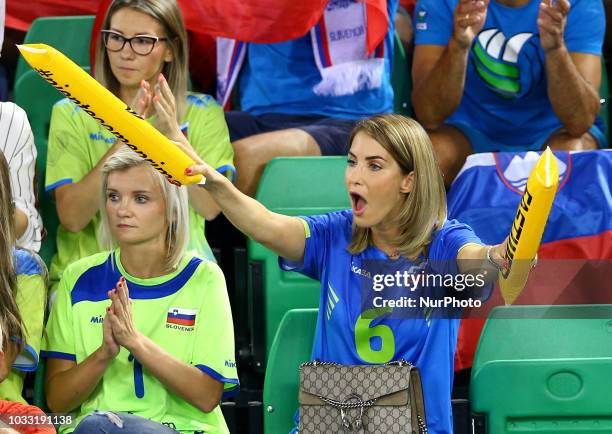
[222,0,399,196]
[412,0,605,186]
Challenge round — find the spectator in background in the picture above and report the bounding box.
[0,323,55,434]
[43,147,238,434]
[219,0,399,196]
[0,151,46,408]
[0,3,42,251]
[412,0,605,186]
[604,0,612,80]
[0,103,43,252]
[45,0,234,295]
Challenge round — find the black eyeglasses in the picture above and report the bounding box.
[101,30,168,56]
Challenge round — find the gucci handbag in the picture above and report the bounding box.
[298,360,427,433]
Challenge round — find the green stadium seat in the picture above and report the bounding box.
[392,32,412,116]
[263,308,318,434]
[247,157,349,371]
[471,305,612,434]
[13,67,90,267]
[14,14,95,266]
[15,15,95,83]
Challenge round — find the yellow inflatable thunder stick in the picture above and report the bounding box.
[17,43,202,186]
[499,147,559,305]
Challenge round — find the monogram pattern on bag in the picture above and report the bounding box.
[301,406,410,433]
[301,365,410,401]
[299,363,421,433]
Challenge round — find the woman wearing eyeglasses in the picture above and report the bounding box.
[44,0,235,297]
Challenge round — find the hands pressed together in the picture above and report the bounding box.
[100,276,140,360]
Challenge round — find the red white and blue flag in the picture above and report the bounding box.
[166,308,197,327]
[448,150,612,370]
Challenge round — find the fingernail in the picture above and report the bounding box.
[106,307,111,313]
[185,168,192,175]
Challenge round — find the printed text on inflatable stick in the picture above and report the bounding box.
[36,68,181,186]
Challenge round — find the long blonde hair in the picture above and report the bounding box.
[99,146,190,271]
[94,0,189,118]
[0,152,24,354]
[347,114,447,260]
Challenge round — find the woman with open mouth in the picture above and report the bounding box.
[183,114,511,434]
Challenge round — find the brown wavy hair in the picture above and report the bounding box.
[0,152,24,354]
[347,114,447,261]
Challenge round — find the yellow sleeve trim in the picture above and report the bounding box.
[457,242,483,255]
[298,218,311,239]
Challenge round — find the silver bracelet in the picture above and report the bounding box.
[487,246,538,272]
[486,245,505,272]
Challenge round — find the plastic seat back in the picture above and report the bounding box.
[471,304,612,434]
[15,15,95,82]
[263,308,318,434]
[391,32,413,116]
[13,67,90,266]
[247,157,349,371]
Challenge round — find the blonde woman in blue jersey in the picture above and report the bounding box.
[184,114,513,434]
[43,147,238,434]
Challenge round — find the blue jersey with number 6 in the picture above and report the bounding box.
[280,210,488,434]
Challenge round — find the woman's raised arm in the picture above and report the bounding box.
[184,146,307,263]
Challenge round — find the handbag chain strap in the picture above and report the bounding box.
[417,414,428,434]
[300,359,414,368]
[318,393,377,410]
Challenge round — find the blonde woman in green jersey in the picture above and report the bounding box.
[43,147,238,434]
[45,0,234,297]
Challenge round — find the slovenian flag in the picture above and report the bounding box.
[167,308,197,327]
[448,150,612,371]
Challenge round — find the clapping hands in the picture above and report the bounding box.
[130,73,184,142]
[453,0,490,49]
[538,0,570,53]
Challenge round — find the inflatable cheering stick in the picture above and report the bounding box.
[499,147,559,305]
[17,43,202,186]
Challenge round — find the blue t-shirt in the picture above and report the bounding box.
[280,210,488,434]
[239,0,399,119]
[414,0,604,149]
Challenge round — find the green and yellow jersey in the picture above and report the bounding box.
[0,248,46,403]
[42,250,238,434]
[45,92,235,293]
